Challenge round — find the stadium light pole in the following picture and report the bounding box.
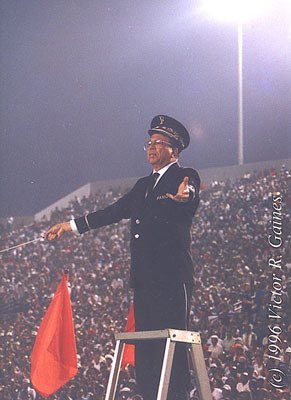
[238,21,243,166]
[199,0,272,166]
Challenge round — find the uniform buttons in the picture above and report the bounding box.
[134,234,140,239]
[135,219,140,224]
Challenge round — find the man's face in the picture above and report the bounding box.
[146,133,177,170]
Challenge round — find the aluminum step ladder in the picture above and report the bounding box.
[105,329,212,400]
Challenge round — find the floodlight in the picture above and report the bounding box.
[199,0,272,23]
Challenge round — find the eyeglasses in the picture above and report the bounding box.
[143,139,172,151]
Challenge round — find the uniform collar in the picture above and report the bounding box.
[153,161,177,179]
[151,161,177,188]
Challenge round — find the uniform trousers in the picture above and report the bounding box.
[134,282,193,400]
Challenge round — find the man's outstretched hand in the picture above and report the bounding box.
[45,222,72,241]
[166,176,190,202]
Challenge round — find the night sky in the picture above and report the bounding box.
[1,0,290,217]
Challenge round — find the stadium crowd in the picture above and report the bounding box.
[0,165,290,400]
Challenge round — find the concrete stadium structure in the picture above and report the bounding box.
[1,158,290,228]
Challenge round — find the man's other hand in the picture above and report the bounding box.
[45,222,72,241]
[166,176,190,202]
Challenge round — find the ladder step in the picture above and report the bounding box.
[115,329,201,344]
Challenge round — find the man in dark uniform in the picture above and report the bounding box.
[46,115,200,400]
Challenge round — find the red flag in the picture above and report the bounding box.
[31,274,77,397]
[121,303,135,369]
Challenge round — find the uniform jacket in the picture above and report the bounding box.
[75,163,200,288]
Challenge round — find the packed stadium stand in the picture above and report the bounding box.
[0,160,290,399]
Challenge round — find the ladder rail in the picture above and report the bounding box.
[157,338,176,400]
[105,340,125,400]
[190,342,212,400]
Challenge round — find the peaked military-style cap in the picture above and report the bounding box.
[148,115,190,151]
